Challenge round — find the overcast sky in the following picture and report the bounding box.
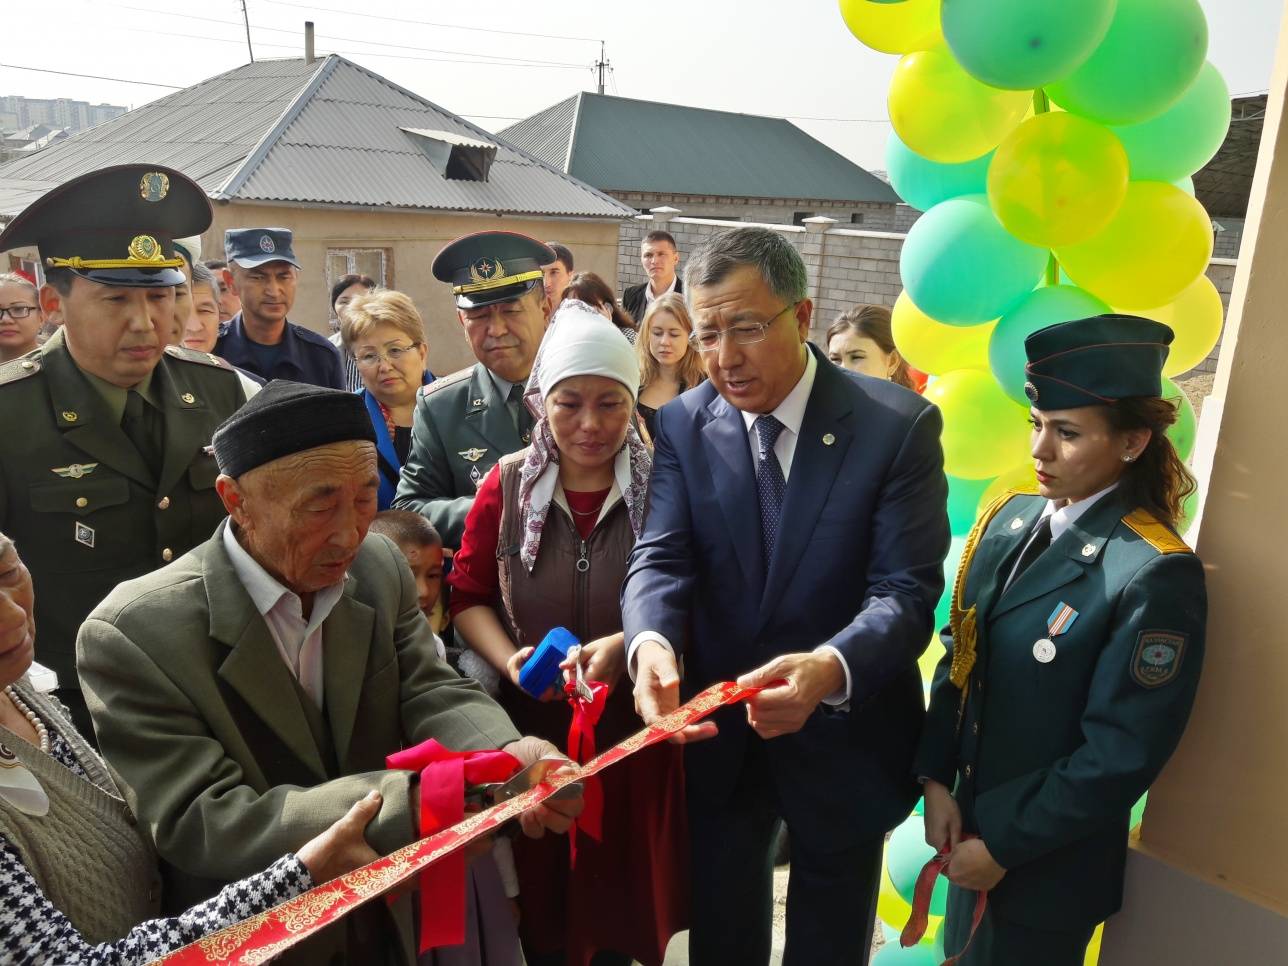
[2,0,1281,171]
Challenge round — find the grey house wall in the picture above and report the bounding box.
[618,212,1233,379]
[611,190,900,229]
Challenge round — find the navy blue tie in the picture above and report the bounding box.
[754,415,787,565]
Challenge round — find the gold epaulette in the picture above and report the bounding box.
[163,345,233,370]
[947,487,1036,689]
[1122,508,1192,555]
[421,366,472,397]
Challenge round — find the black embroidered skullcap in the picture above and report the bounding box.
[212,380,376,478]
[1023,314,1174,411]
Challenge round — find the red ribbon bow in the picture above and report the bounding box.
[900,834,987,965]
[563,676,609,861]
[385,740,520,953]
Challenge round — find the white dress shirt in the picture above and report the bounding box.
[628,349,851,703]
[1003,483,1120,591]
[643,275,677,308]
[223,524,347,709]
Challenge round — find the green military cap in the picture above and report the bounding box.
[1023,314,1174,410]
[0,164,211,288]
[432,230,556,308]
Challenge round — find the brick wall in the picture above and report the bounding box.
[617,212,1235,378]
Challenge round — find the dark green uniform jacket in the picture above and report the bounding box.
[915,489,1206,933]
[0,330,246,695]
[392,362,528,547]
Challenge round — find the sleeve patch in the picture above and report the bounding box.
[1131,630,1188,688]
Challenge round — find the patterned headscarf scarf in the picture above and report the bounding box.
[517,300,650,572]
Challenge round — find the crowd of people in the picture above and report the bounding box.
[0,161,1207,966]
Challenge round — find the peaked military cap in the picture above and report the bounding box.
[432,230,556,308]
[1023,314,1174,410]
[224,227,300,270]
[0,164,210,288]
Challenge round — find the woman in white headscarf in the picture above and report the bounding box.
[448,301,685,966]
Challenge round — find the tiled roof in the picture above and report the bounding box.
[0,57,630,220]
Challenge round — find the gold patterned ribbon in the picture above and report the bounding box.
[149,681,761,966]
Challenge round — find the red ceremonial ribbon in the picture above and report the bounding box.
[900,834,987,965]
[563,677,610,861]
[150,680,762,966]
[383,740,519,953]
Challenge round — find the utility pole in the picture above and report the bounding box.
[595,41,609,95]
[240,0,256,63]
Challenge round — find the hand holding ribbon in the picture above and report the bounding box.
[901,833,990,965]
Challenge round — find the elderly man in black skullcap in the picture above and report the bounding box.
[78,381,579,966]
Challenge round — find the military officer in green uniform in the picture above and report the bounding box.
[915,315,1207,965]
[0,164,249,737]
[393,231,554,546]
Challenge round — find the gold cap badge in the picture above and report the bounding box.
[139,171,170,202]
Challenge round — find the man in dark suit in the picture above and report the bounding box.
[622,227,950,965]
[621,230,682,325]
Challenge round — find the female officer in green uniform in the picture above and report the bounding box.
[914,314,1207,965]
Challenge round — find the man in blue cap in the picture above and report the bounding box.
[394,230,554,546]
[215,227,346,389]
[0,163,251,737]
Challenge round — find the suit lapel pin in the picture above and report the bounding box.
[52,463,98,479]
[181,392,196,405]
[471,398,485,407]
[458,448,488,462]
[822,433,836,446]
[74,522,95,549]
[1010,517,1025,530]
[1082,543,1096,557]
[61,411,78,423]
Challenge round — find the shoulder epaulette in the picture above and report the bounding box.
[422,367,473,397]
[164,344,234,371]
[0,351,41,386]
[1122,508,1192,555]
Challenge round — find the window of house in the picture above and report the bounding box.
[7,254,40,284]
[850,213,865,224]
[326,248,392,317]
[792,212,815,226]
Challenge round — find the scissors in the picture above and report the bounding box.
[464,755,583,811]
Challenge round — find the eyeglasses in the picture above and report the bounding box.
[689,302,799,353]
[0,305,37,321]
[355,342,421,368]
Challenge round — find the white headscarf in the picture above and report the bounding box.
[516,300,650,572]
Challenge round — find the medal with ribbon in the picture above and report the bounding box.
[1032,600,1079,664]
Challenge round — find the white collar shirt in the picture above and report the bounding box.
[644,275,677,306]
[222,523,346,709]
[1004,483,1120,591]
[739,347,818,481]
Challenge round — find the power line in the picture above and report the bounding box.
[260,0,603,44]
[0,62,183,89]
[113,3,588,68]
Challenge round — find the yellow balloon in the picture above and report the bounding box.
[1117,273,1225,377]
[877,875,914,929]
[838,0,942,55]
[1055,182,1215,310]
[891,291,996,375]
[1085,922,1104,965]
[919,634,947,682]
[988,112,1129,247]
[978,461,1039,513]
[889,46,1032,164]
[924,369,1031,479]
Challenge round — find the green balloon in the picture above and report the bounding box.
[886,130,994,212]
[935,536,967,630]
[1130,792,1149,829]
[947,475,992,536]
[873,941,942,965]
[1046,0,1208,124]
[989,286,1111,404]
[942,0,1117,90]
[1163,377,1197,461]
[1173,176,1195,196]
[888,817,949,915]
[1112,62,1231,181]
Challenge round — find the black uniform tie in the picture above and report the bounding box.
[122,390,162,470]
[507,383,533,440]
[1008,516,1053,589]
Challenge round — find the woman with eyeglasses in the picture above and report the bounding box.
[341,289,432,509]
[0,273,44,364]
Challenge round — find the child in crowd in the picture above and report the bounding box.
[369,510,523,966]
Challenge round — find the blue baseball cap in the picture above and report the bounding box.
[224,227,301,270]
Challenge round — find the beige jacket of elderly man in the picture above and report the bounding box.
[77,519,520,965]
